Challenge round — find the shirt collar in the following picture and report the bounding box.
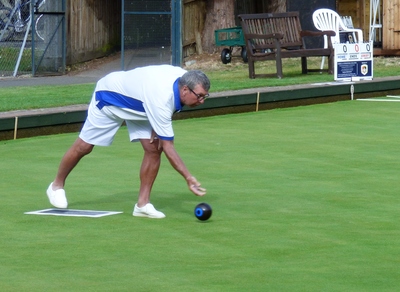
[173,77,183,113]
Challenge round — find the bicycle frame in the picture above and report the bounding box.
[0,0,45,40]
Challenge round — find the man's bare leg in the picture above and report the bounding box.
[52,137,94,190]
[136,138,162,207]
[47,137,94,208]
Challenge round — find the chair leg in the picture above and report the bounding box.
[327,53,334,74]
[320,56,325,71]
[301,57,308,74]
[248,60,255,79]
[275,46,283,78]
[320,35,327,71]
[276,58,283,79]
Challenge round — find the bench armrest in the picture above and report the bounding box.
[301,30,336,49]
[300,30,336,38]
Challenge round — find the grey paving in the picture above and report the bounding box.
[0,54,121,87]
[0,75,99,87]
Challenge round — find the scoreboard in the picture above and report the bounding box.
[334,41,373,81]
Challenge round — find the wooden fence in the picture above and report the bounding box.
[67,0,121,64]
[67,0,205,64]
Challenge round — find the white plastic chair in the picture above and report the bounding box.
[312,8,364,70]
[369,0,382,43]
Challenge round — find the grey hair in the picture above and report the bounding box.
[179,70,210,91]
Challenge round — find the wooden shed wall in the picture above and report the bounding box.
[67,0,121,64]
[383,0,400,49]
[338,0,400,51]
[337,0,369,38]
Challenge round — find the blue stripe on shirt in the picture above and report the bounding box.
[95,91,145,112]
[173,78,182,113]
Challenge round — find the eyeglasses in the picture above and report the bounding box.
[188,87,209,101]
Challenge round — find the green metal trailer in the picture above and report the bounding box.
[214,26,247,64]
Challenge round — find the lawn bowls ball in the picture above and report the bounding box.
[194,203,212,221]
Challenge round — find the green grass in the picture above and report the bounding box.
[203,56,400,92]
[0,83,95,112]
[0,46,40,72]
[1,100,400,291]
[1,56,400,112]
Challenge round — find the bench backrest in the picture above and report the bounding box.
[239,12,303,49]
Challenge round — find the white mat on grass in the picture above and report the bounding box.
[25,208,123,218]
[357,95,400,102]
[357,99,400,102]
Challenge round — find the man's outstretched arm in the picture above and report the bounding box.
[156,139,206,196]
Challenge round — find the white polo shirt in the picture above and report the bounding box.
[94,65,187,140]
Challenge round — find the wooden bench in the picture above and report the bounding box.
[238,12,336,79]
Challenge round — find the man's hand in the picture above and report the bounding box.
[160,139,206,196]
[150,131,162,150]
[186,176,206,196]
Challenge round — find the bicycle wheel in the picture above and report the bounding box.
[34,13,44,40]
[35,0,46,10]
[0,6,15,41]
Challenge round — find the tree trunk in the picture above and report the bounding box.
[269,0,286,13]
[201,0,235,53]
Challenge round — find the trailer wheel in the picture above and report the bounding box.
[241,46,248,63]
[221,48,232,64]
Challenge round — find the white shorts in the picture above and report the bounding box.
[79,95,152,146]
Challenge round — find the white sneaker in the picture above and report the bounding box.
[133,203,166,218]
[46,182,68,209]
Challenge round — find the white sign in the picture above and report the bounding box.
[334,41,373,81]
